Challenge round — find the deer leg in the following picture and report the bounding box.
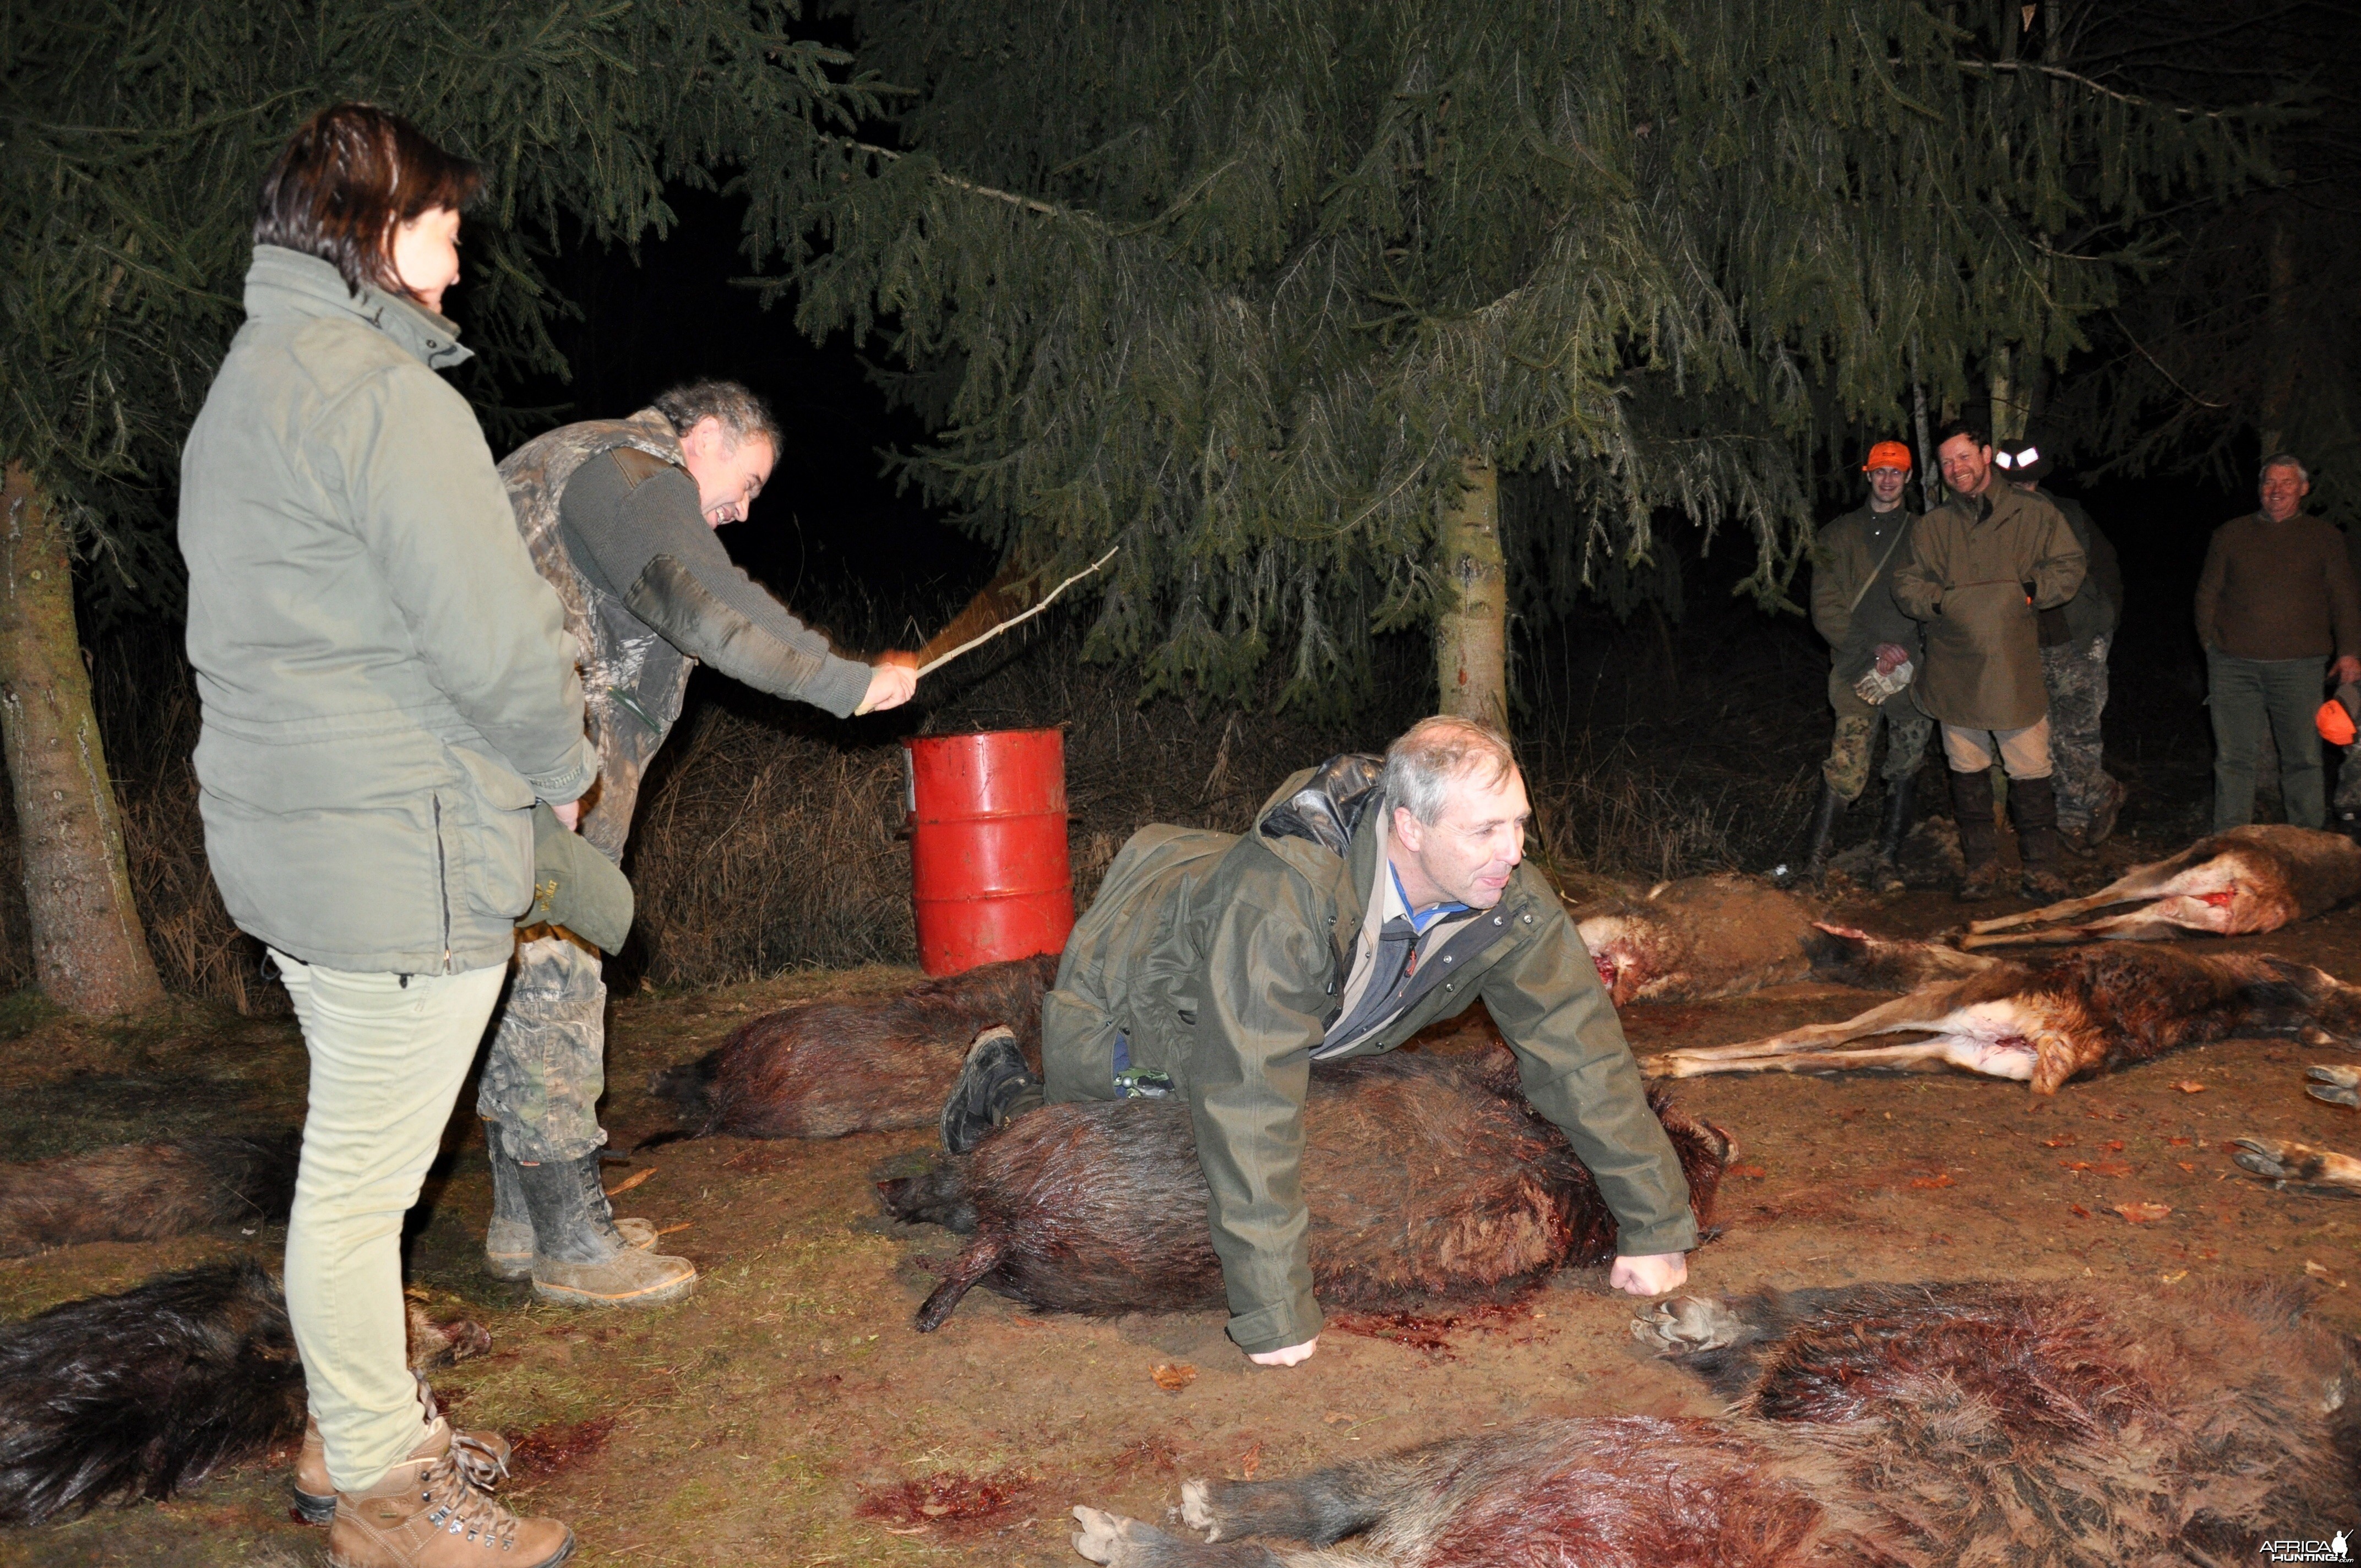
[2233,1139,2361,1193]
[1643,986,1980,1071]
[2308,1065,2360,1109]
[1962,857,2198,934]
[1957,913,2194,950]
[1649,1035,2041,1081]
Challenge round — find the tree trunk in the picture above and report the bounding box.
[1909,337,1939,513]
[1435,458,1508,736]
[2260,208,2296,455]
[1988,343,2027,443]
[0,462,163,1014]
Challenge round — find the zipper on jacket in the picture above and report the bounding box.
[433,795,453,973]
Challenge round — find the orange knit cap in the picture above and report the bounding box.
[1862,440,1913,473]
[2319,699,2357,747]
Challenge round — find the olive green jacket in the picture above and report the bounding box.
[180,247,596,974]
[1809,503,1922,703]
[1041,763,1696,1355]
[1892,484,2085,729]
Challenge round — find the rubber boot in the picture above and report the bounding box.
[483,1122,656,1282]
[2012,774,2070,899]
[514,1153,698,1308]
[1796,780,1844,884]
[297,1376,510,1526]
[1950,768,2005,902]
[1872,772,1916,894]
[940,1027,1041,1155]
[326,1417,572,1568]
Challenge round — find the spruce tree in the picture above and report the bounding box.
[771,0,2269,719]
[0,0,868,1012]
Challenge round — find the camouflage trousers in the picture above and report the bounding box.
[2041,635,2117,831]
[1822,681,1934,802]
[475,932,609,1163]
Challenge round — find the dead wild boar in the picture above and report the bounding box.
[0,1134,298,1258]
[877,1044,1733,1331]
[0,1260,487,1525]
[1645,942,2361,1092]
[1069,1280,2360,1567]
[1962,822,2361,949]
[647,952,1059,1139]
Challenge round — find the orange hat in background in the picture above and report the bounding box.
[2319,699,2357,747]
[1862,440,1913,473]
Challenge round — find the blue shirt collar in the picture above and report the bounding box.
[1389,862,1469,935]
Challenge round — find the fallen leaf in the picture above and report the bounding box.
[603,1167,655,1197]
[1908,1174,1954,1189]
[2168,1137,2194,1147]
[2177,1162,2195,1173]
[2173,1081,2207,1095]
[2102,1140,2125,1152]
[656,1222,694,1235]
[2069,1204,2091,1218]
[2304,1260,2332,1280]
[1322,1412,1354,1426]
[1150,1363,1197,1392]
[2159,1270,2188,1284]
[1238,1442,1264,1482]
[2041,1135,2076,1148]
[2114,1202,2172,1224]
[1728,1164,1766,1178]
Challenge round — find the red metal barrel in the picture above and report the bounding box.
[903,728,1075,976]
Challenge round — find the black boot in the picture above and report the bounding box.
[1873,773,1916,893]
[1797,780,1845,883]
[1950,767,2005,902]
[512,1152,698,1307]
[2012,775,2069,899]
[482,1122,657,1282]
[940,1026,1041,1154]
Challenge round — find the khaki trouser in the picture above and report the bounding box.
[274,951,507,1493]
[1940,716,2052,780]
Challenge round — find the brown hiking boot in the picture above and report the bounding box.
[297,1381,514,1525]
[327,1419,572,1568]
[515,1152,697,1308]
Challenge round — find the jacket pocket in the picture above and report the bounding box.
[442,742,537,925]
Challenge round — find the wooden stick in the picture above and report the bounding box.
[916,546,1120,678]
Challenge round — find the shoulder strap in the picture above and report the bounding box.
[1846,517,1911,618]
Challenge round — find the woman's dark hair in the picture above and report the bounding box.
[253,104,481,302]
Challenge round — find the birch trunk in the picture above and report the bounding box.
[0,462,162,1014]
[1435,458,1508,736]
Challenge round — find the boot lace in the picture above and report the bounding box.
[416,1446,525,1550]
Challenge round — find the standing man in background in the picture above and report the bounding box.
[1995,438,2125,851]
[481,378,918,1308]
[1892,420,2086,902]
[2195,453,2361,831]
[1797,440,1930,891]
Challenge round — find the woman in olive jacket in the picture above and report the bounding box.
[178,106,589,1568]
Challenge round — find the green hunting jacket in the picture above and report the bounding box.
[180,247,597,975]
[1809,503,1922,703]
[1040,759,1695,1355]
[1892,483,2085,729]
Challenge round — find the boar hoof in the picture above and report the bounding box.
[1631,1294,1746,1355]
[1071,1505,1172,1565]
[2233,1139,2299,1182]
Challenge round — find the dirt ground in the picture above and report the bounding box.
[2,831,2358,1568]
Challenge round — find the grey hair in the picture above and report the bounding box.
[1382,716,1517,825]
[651,378,781,451]
[2259,451,2310,488]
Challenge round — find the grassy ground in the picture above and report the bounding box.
[2,823,2357,1566]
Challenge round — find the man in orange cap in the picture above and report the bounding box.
[1797,439,1930,889]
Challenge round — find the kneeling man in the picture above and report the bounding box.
[941,717,1695,1366]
